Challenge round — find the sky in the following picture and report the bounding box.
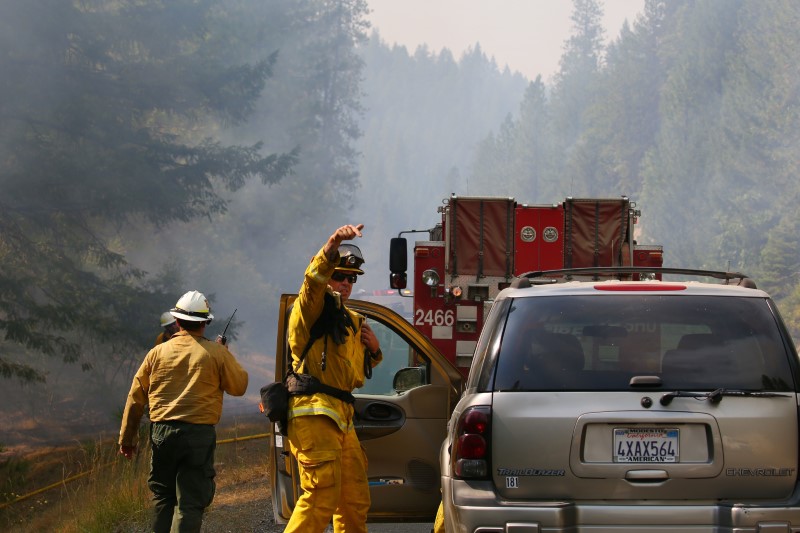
[367,0,645,82]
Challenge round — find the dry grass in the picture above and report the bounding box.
[0,413,273,533]
[1,430,152,533]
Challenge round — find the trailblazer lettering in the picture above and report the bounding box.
[496,468,565,477]
[726,468,795,477]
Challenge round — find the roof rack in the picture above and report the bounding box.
[510,267,756,289]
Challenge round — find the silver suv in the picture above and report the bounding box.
[440,268,800,532]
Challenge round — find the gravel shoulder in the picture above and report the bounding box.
[200,473,283,532]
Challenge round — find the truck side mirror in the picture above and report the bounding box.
[389,237,408,289]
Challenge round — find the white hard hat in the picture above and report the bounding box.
[160,312,176,327]
[170,290,214,322]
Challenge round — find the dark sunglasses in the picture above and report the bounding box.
[331,271,358,283]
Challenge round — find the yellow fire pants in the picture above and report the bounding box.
[433,500,445,532]
[285,414,370,533]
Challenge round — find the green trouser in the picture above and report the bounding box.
[148,421,217,533]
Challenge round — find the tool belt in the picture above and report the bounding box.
[285,372,355,404]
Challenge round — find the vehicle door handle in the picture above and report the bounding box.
[625,469,669,482]
[362,402,403,421]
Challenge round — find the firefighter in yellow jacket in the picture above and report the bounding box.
[119,290,248,533]
[154,311,179,346]
[285,224,382,533]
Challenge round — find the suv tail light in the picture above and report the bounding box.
[452,406,491,479]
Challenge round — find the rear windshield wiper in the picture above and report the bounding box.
[660,388,790,406]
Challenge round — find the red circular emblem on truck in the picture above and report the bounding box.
[520,226,536,242]
[543,227,559,242]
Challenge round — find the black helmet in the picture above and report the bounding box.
[337,244,365,274]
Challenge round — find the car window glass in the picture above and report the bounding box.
[492,295,794,392]
[354,318,427,395]
[472,297,510,391]
[352,292,414,322]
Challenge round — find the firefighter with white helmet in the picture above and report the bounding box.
[154,311,179,346]
[160,311,176,327]
[119,290,248,533]
[283,224,382,533]
[169,290,215,322]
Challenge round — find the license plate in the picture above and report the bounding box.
[614,428,679,463]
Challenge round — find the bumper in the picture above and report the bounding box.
[442,478,800,533]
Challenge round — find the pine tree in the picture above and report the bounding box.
[550,0,606,168]
[511,77,554,199]
[572,1,672,198]
[0,0,296,381]
[640,0,743,267]
[759,213,800,300]
[714,0,800,273]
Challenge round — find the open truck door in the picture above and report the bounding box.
[268,295,464,524]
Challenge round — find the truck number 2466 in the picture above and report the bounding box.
[414,309,455,327]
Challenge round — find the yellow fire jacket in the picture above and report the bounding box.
[287,247,382,432]
[153,331,172,346]
[118,330,249,446]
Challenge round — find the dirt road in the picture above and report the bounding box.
[200,472,434,532]
[197,431,435,532]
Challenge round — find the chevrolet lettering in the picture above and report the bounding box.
[726,468,796,477]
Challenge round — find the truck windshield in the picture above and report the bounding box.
[492,295,794,392]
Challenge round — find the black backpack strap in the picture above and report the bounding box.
[292,291,356,373]
[286,293,358,404]
[293,330,320,373]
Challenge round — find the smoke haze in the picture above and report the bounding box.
[2,0,799,450]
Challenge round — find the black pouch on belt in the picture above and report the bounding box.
[286,372,355,404]
[259,382,289,424]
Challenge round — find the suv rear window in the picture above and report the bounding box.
[492,294,794,392]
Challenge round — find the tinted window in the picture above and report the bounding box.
[471,297,510,392]
[492,294,793,392]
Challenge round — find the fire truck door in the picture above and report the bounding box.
[514,203,565,273]
[269,295,463,524]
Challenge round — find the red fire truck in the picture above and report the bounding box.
[389,195,663,376]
